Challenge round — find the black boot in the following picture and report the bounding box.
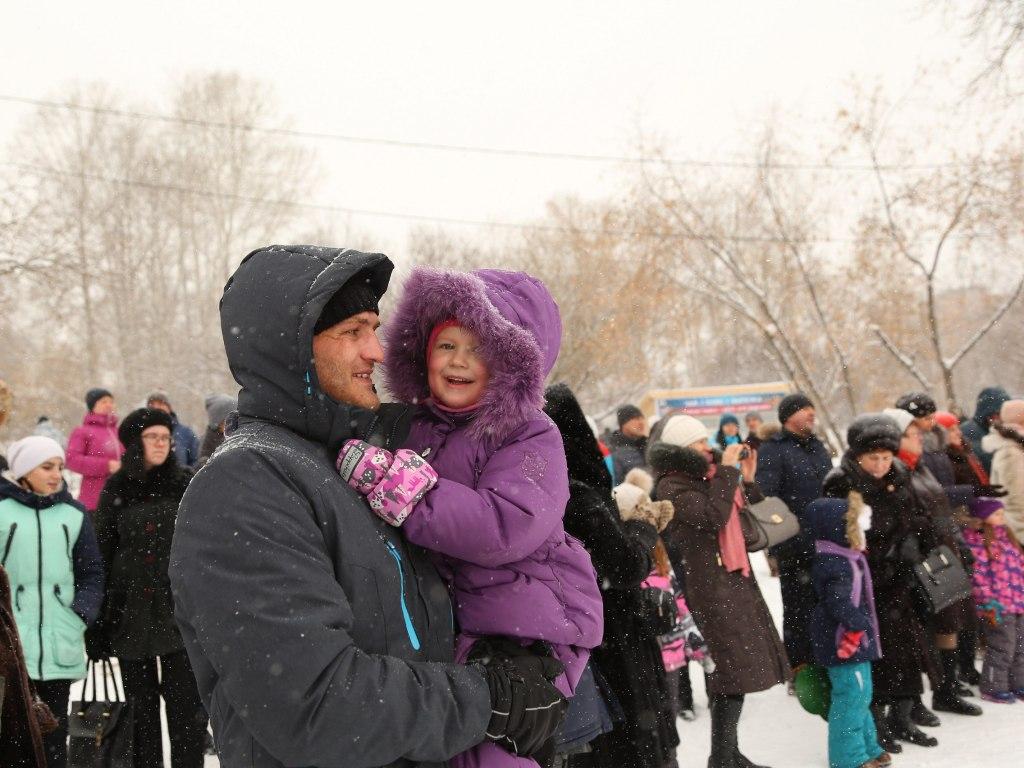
[870,702,902,754]
[933,650,983,716]
[707,695,742,768]
[734,753,771,768]
[910,696,941,727]
[959,623,981,686]
[886,698,939,747]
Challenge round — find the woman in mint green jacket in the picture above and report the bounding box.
[0,435,105,768]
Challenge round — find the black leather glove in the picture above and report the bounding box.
[976,484,1008,498]
[468,637,567,758]
[898,533,925,565]
[638,587,678,634]
[84,624,111,662]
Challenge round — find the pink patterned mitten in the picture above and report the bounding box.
[366,449,439,526]
[337,439,393,494]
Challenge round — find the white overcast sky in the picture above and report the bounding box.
[0,1,999,254]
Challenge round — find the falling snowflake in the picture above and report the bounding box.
[521,452,547,483]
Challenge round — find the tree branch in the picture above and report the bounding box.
[946,273,1024,369]
[871,325,935,391]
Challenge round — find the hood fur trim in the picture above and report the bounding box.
[846,491,866,552]
[647,441,709,480]
[383,267,550,443]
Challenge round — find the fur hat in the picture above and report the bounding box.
[847,413,902,456]
[118,407,174,449]
[659,414,709,449]
[613,469,674,532]
[1000,400,1024,427]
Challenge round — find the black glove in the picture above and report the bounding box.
[638,587,678,634]
[976,484,1008,498]
[898,533,924,565]
[84,624,111,662]
[468,637,567,758]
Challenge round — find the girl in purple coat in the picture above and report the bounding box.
[337,267,603,768]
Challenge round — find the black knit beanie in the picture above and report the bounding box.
[778,393,814,426]
[617,404,644,428]
[85,388,113,412]
[313,275,381,334]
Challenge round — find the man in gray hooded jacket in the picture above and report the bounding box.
[170,246,566,768]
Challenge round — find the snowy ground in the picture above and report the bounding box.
[73,552,1018,767]
[674,552,1020,768]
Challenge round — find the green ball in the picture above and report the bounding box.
[794,664,831,720]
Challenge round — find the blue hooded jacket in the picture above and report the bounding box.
[806,496,881,667]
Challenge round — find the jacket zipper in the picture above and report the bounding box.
[382,539,422,651]
[35,509,44,679]
[15,584,24,611]
[2,522,17,566]
[54,584,66,607]
[62,523,72,566]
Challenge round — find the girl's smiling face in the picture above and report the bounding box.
[427,325,489,409]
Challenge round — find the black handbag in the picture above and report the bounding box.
[68,659,134,768]
[739,497,801,552]
[912,544,973,615]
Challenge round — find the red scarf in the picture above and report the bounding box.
[898,449,920,471]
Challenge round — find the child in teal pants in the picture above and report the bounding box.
[806,495,888,768]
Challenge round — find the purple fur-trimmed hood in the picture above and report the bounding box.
[383,267,562,443]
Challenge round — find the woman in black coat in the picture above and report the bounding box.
[545,385,679,768]
[93,408,206,768]
[822,414,939,753]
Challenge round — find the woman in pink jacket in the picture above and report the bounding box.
[65,389,123,511]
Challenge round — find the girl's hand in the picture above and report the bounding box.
[337,440,393,494]
[366,450,439,526]
[721,444,744,468]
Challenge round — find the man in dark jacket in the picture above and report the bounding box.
[170,246,566,768]
[754,393,833,671]
[961,386,1012,475]
[146,391,201,468]
[608,404,648,484]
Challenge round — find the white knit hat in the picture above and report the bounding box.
[882,408,915,436]
[7,436,65,480]
[659,414,709,449]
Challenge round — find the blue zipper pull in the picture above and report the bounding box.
[384,541,422,651]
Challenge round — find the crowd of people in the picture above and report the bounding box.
[0,247,1021,768]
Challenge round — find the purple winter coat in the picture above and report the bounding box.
[384,267,604,694]
[66,412,123,511]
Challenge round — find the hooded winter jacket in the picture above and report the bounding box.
[0,477,104,681]
[962,387,1011,474]
[822,456,936,697]
[962,524,1024,618]
[65,412,123,511]
[805,496,882,667]
[383,267,603,694]
[983,426,1024,543]
[170,246,490,768]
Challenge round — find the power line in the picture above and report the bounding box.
[3,159,999,246]
[0,93,1005,173]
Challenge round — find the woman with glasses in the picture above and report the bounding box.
[92,408,206,768]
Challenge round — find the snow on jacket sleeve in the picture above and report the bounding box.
[71,512,105,625]
[814,558,871,634]
[403,418,570,567]
[66,426,110,478]
[170,448,491,768]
